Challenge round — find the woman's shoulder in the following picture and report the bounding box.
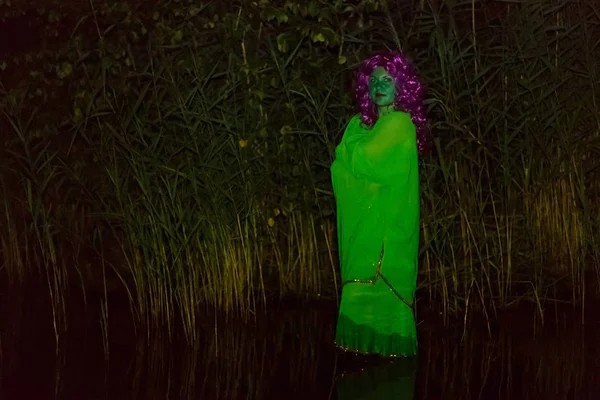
[347,113,363,126]
[343,113,365,133]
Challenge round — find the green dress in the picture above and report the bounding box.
[331,111,420,357]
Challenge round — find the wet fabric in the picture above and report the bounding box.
[331,111,420,357]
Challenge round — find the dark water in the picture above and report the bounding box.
[1,283,599,400]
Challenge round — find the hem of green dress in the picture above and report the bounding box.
[334,342,415,359]
[334,313,418,358]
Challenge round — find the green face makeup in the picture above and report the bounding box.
[368,66,396,112]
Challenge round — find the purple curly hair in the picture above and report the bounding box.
[354,51,431,155]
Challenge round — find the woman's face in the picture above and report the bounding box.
[369,66,396,107]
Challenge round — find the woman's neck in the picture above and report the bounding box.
[378,105,394,116]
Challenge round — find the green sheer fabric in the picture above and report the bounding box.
[331,111,420,357]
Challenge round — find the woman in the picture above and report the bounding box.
[331,51,430,357]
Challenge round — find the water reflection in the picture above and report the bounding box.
[336,357,417,400]
[1,288,599,399]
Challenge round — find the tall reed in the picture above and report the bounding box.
[406,0,600,319]
[87,44,339,336]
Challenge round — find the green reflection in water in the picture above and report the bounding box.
[336,357,417,400]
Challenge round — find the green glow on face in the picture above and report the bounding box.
[368,67,396,110]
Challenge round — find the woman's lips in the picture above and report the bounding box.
[376,93,384,97]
